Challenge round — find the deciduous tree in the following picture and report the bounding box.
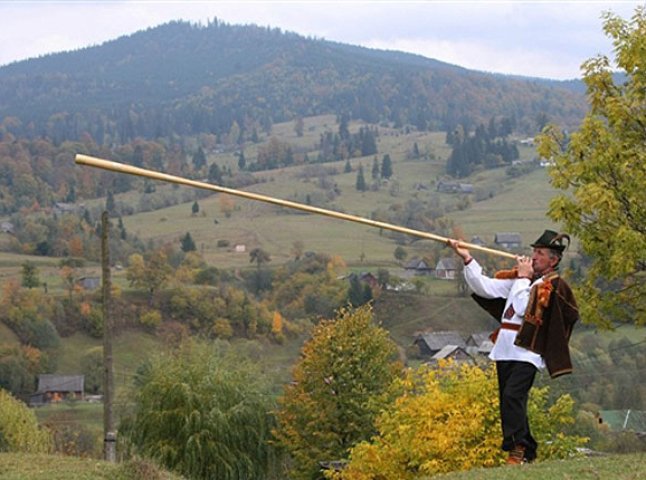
[274,305,402,480]
[537,7,646,327]
[121,341,278,479]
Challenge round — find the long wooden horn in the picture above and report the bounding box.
[75,154,517,259]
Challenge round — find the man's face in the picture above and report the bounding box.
[531,247,558,275]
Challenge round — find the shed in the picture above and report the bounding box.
[30,374,85,405]
[494,232,522,249]
[414,331,466,356]
[77,276,100,290]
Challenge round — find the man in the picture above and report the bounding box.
[449,230,579,465]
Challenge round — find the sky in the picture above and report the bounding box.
[0,0,643,80]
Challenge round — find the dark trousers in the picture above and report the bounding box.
[496,360,538,461]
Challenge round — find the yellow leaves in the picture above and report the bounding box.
[271,310,283,334]
[339,362,587,479]
[0,388,51,453]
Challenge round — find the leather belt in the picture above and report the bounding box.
[489,322,521,343]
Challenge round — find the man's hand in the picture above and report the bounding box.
[516,255,534,279]
[448,239,472,263]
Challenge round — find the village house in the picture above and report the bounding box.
[466,331,495,355]
[413,331,466,357]
[470,235,486,246]
[435,257,459,280]
[436,181,474,194]
[430,345,475,364]
[0,221,14,234]
[53,202,83,215]
[29,374,85,406]
[403,257,433,278]
[345,272,380,290]
[494,232,522,249]
[76,276,100,290]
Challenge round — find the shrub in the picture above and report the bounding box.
[0,388,51,453]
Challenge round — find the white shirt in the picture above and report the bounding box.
[464,259,545,370]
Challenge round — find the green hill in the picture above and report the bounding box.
[0,20,587,143]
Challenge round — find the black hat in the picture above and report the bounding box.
[530,230,570,253]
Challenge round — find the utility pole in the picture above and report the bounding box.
[101,211,116,462]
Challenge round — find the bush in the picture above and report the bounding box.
[0,388,51,453]
[334,361,587,479]
[120,340,280,479]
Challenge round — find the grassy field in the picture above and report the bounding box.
[1,452,644,480]
[0,453,182,480]
[1,117,553,281]
[431,453,646,480]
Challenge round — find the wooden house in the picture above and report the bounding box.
[494,232,522,249]
[435,257,458,280]
[30,374,85,405]
[414,331,466,357]
[403,257,433,277]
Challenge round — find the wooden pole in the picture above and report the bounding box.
[77,154,517,260]
[101,211,116,462]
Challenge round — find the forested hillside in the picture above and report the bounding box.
[0,19,587,145]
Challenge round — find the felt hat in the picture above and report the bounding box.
[530,230,570,253]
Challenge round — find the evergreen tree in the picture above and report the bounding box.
[192,147,207,170]
[371,156,380,180]
[133,144,145,168]
[65,184,76,203]
[348,275,365,306]
[381,154,393,179]
[355,164,367,192]
[237,150,246,170]
[294,116,304,137]
[118,216,127,240]
[344,159,352,173]
[192,201,200,215]
[180,232,197,252]
[106,190,116,215]
[208,162,223,184]
[338,113,350,140]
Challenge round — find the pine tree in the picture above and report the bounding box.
[344,159,352,173]
[381,154,393,179]
[192,147,207,170]
[371,156,380,180]
[355,164,367,192]
[106,190,116,215]
[208,162,223,184]
[181,232,197,252]
[192,201,200,215]
[237,150,246,170]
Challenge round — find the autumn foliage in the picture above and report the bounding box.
[332,361,587,480]
[273,305,402,480]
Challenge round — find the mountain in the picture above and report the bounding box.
[0,19,588,144]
